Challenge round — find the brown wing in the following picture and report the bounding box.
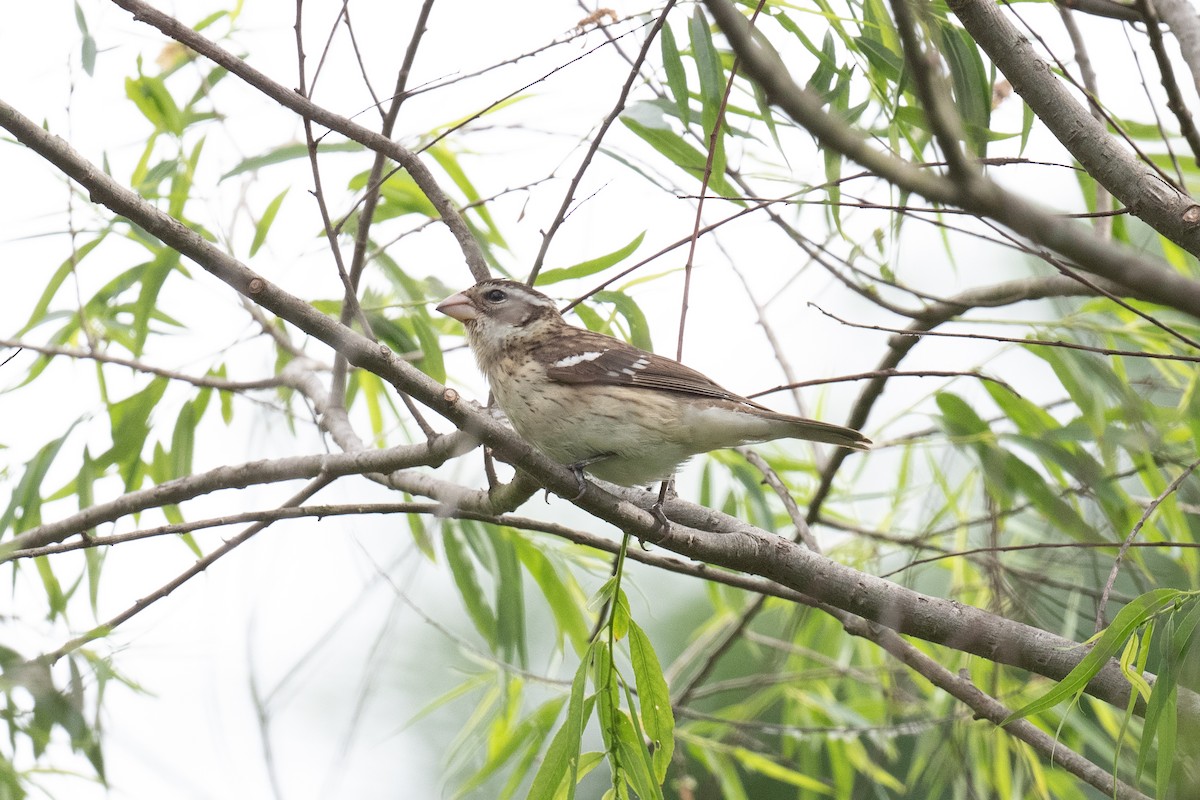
[536,328,772,410]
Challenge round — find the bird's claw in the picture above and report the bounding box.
[564,453,614,501]
[568,463,590,501]
[649,502,670,533]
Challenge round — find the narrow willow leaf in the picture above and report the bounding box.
[593,290,652,352]
[442,524,499,649]
[660,23,690,125]
[132,249,181,356]
[0,423,78,536]
[250,189,288,257]
[410,312,447,383]
[428,144,508,251]
[220,141,362,180]
[35,556,66,618]
[125,73,183,135]
[493,530,528,668]
[20,236,106,337]
[102,377,168,470]
[1139,597,1200,789]
[536,232,645,286]
[733,747,835,793]
[620,116,741,199]
[936,22,990,156]
[627,620,674,783]
[1003,588,1187,723]
[527,642,598,800]
[689,8,723,135]
[513,536,591,654]
[1118,631,1153,702]
[614,707,663,800]
[169,401,196,479]
[457,696,566,798]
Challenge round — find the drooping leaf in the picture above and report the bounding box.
[536,232,645,286]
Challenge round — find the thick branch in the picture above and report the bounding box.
[1,437,474,555]
[946,0,1200,249]
[1156,0,1200,105]
[702,0,1200,319]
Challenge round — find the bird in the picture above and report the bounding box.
[436,279,870,491]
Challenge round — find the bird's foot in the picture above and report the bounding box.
[647,478,674,536]
[565,452,615,501]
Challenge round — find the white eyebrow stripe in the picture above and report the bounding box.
[552,351,606,368]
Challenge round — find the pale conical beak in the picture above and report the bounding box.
[436,292,478,322]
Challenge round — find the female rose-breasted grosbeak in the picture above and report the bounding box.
[436,279,870,488]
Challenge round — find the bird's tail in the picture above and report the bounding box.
[762,412,871,451]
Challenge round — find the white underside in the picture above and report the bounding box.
[493,378,784,486]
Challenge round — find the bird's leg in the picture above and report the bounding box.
[565,452,616,500]
[650,478,674,533]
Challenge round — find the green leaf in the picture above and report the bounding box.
[1003,589,1189,723]
[1139,596,1200,790]
[81,34,97,77]
[613,703,664,800]
[689,7,723,139]
[409,312,446,384]
[593,291,652,351]
[627,620,674,783]
[169,401,196,479]
[457,695,567,798]
[132,249,182,356]
[98,377,168,473]
[250,189,288,257]
[350,169,439,221]
[220,141,362,180]
[125,73,183,136]
[935,391,990,439]
[660,23,690,126]
[527,642,598,800]
[855,36,903,87]
[513,536,590,655]
[0,422,80,537]
[936,22,991,157]
[442,523,498,649]
[35,556,67,618]
[19,235,106,337]
[536,232,645,286]
[493,529,528,668]
[733,747,835,793]
[620,112,741,199]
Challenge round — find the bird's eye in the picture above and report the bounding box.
[484,288,507,303]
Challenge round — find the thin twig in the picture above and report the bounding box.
[1095,456,1200,630]
[812,304,1200,364]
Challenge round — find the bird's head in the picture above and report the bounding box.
[436,279,564,365]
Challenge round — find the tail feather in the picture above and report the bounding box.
[761,411,871,451]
